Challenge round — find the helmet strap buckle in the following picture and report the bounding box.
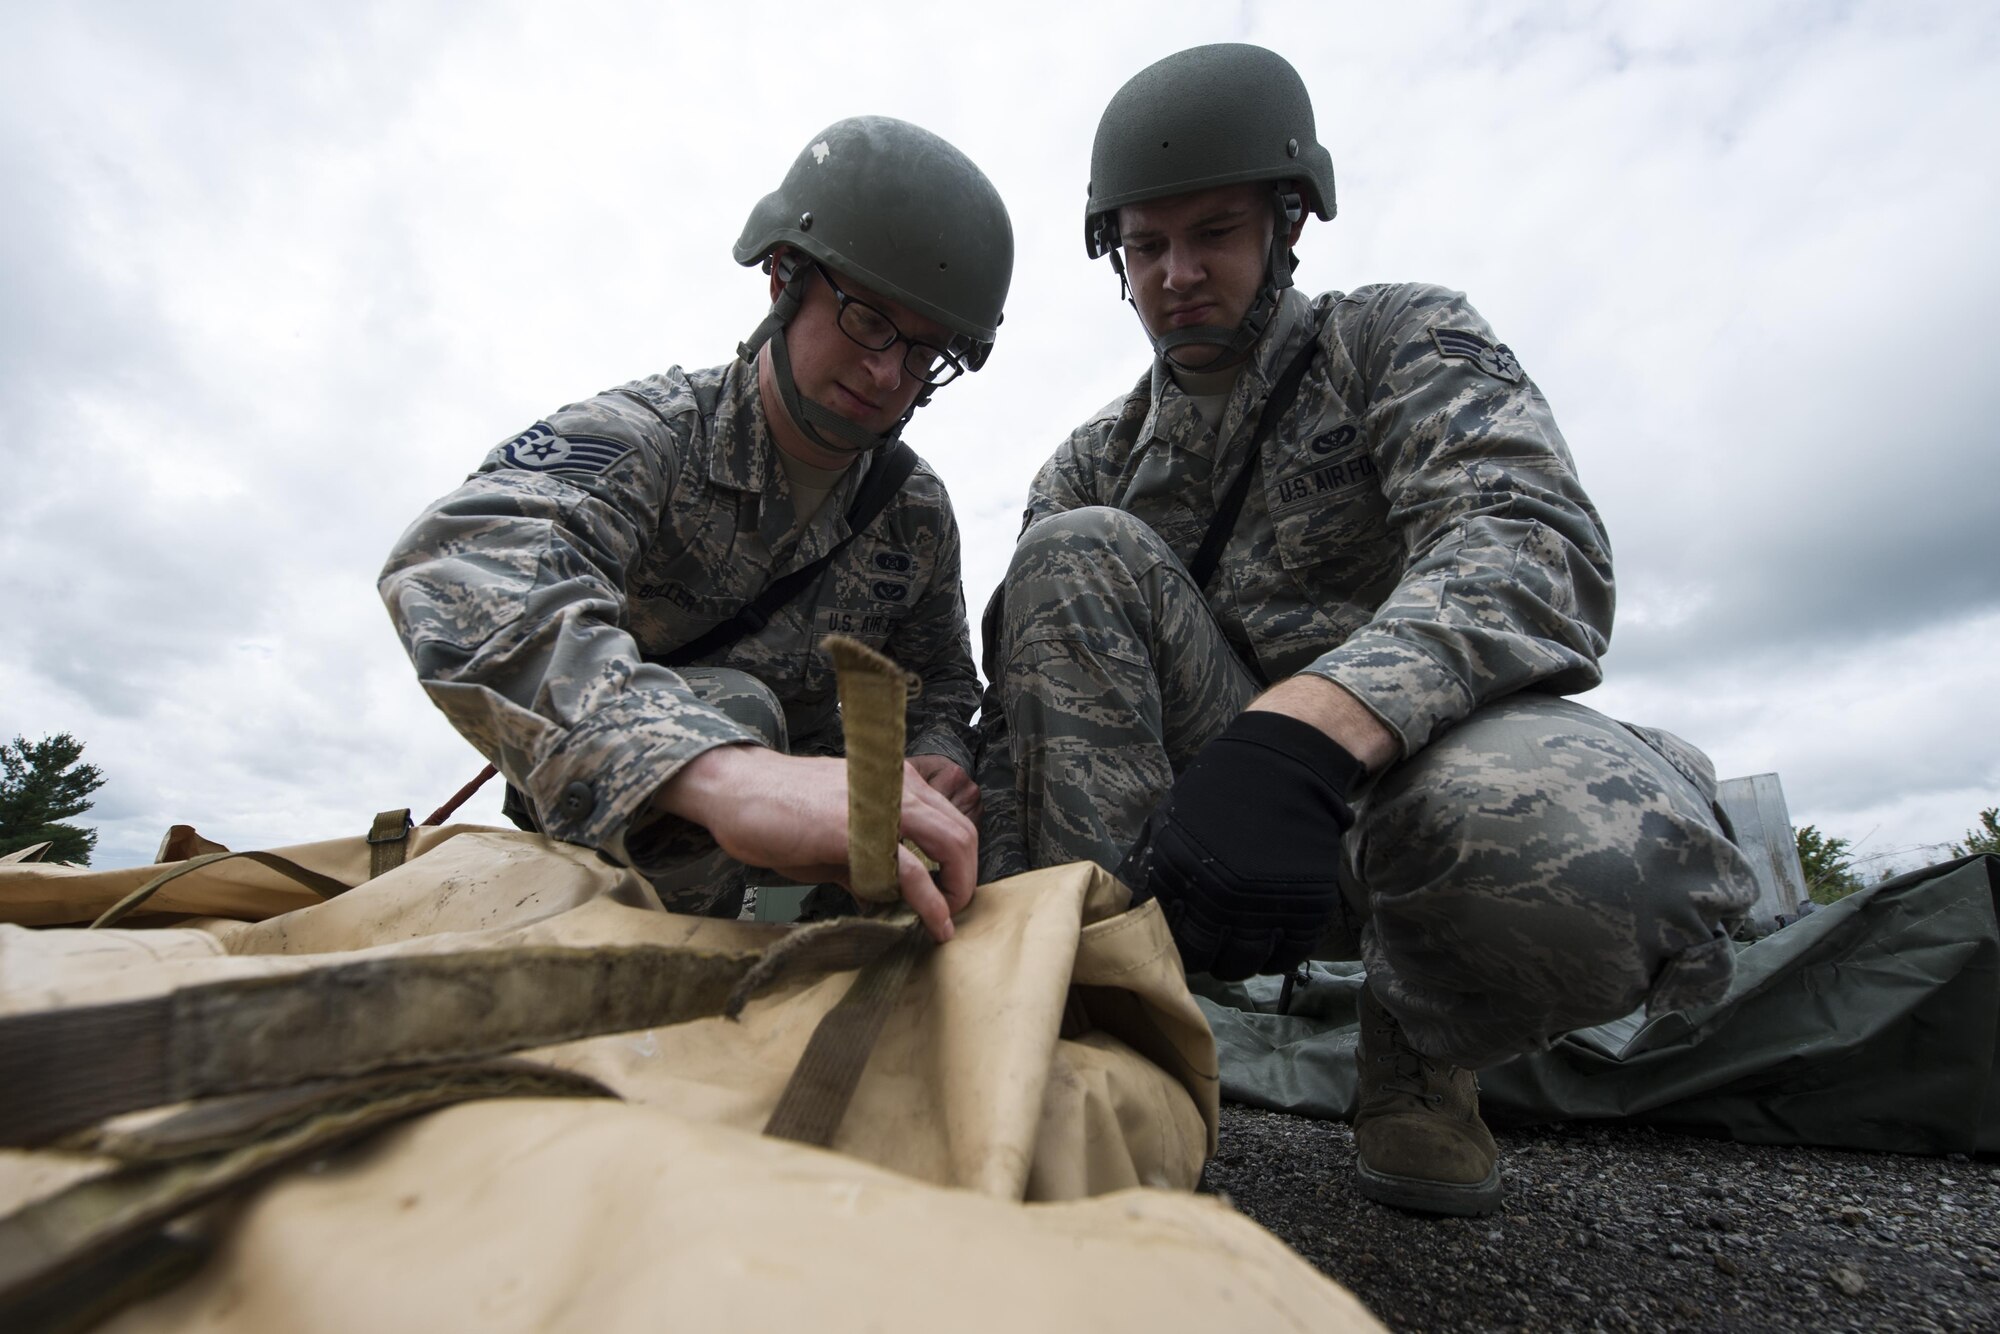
[1091,213,1122,257]
[736,251,811,364]
[1265,190,1297,296]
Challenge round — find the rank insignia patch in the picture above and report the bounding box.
[1430,328,1524,384]
[500,422,633,475]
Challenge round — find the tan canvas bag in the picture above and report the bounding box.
[0,829,1382,1331]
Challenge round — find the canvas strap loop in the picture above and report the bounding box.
[764,637,935,1146]
[366,809,414,879]
[0,919,908,1149]
[0,1063,615,1328]
[88,850,357,930]
[824,635,914,903]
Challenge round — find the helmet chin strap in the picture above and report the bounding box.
[1109,188,1303,373]
[738,253,918,457]
[768,330,901,456]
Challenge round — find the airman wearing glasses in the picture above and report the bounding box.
[381,118,1012,941]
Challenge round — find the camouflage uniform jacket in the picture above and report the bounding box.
[380,358,978,868]
[1020,282,1615,758]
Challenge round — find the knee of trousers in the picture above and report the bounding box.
[675,667,789,752]
[997,507,1193,671]
[1005,507,1180,609]
[1350,695,1760,1068]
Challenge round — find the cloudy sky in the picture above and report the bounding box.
[4,1,1994,880]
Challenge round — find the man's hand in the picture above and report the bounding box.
[909,754,981,821]
[1115,711,1364,980]
[654,744,976,942]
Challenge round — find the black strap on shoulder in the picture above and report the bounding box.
[650,442,918,669]
[1187,339,1322,591]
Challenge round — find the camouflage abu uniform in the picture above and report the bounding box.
[382,357,977,913]
[978,283,1758,1067]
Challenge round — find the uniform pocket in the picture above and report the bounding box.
[1267,438,1393,576]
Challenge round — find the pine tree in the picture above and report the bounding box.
[0,733,106,864]
[1793,823,1863,905]
[1949,807,2000,859]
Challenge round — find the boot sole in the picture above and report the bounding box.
[1355,1159,1503,1217]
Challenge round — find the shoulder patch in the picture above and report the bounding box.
[1429,328,1524,384]
[499,422,634,475]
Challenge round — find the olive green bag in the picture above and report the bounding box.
[1200,855,2000,1155]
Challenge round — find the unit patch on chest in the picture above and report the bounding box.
[1309,423,1360,456]
[1429,328,1524,384]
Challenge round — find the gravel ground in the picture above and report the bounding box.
[1205,1103,2000,1333]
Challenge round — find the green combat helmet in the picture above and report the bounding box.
[1085,43,1336,367]
[736,116,1014,455]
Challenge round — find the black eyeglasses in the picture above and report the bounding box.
[812,264,964,387]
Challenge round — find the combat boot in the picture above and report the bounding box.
[1352,982,1502,1216]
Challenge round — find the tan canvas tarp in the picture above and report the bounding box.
[0,829,1381,1331]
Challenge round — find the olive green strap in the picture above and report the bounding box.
[0,918,906,1148]
[88,850,356,930]
[3,1224,210,1334]
[763,918,932,1146]
[0,1063,614,1329]
[764,638,935,1145]
[366,808,414,879]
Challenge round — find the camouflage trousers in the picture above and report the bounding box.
[978,507,1759,1068]
[619,667,791,918]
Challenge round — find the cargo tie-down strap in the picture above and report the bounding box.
[764,636,936,1146]
[0,920,912,1151]
[0,638,940,1326]
[87,807,422,930]
[0,1063,617,1333]
[88,850,354,930]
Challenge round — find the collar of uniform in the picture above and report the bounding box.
[761,435,887,575]
[1231,288,1311,429]
[701,357,776,494]
[1138,365,1212,462]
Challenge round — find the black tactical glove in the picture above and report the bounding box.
[1115,710,1364,981]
